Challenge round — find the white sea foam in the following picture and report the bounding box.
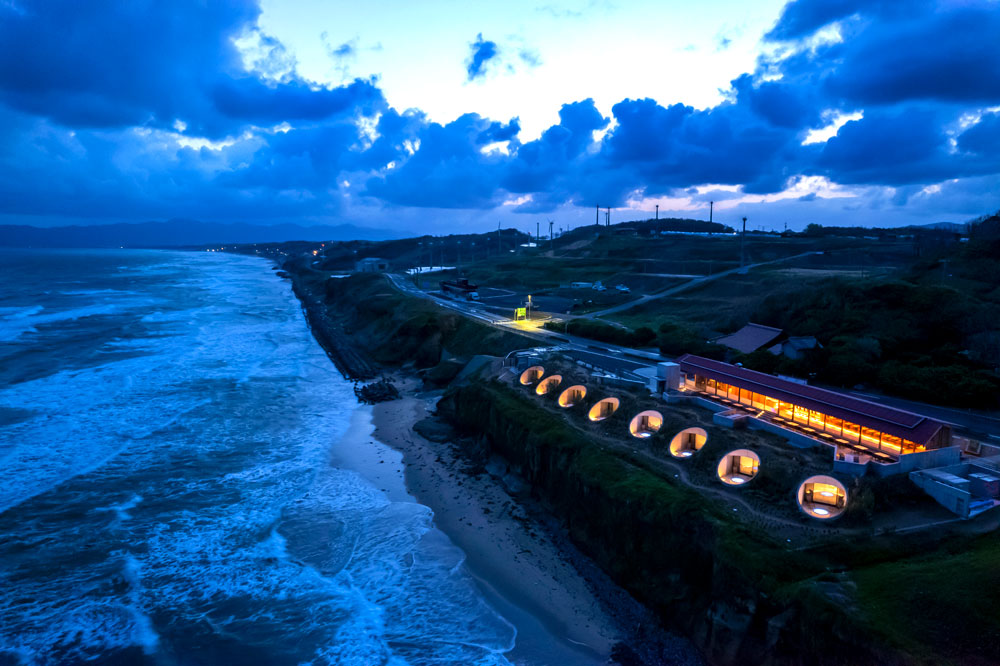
[0,251,517,665]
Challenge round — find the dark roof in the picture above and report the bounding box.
[786,336,819,350]
[677,354,945,445]
[713,323,783,354]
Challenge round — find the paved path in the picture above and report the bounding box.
[386,273,665,379]
[583,251,823,319]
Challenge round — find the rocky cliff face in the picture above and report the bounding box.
[439,381,896,666]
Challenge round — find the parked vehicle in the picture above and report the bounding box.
[592,281,607,292]
[615,284,630,293]
[440,278,480,301]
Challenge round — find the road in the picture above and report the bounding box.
[583,251,823,319]
[387,272,999,439]
[386,272,664,380]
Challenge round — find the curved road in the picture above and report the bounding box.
[583,251,823,319]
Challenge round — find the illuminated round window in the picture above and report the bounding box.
[535,374,562,395]
[668,427,707,458]
[629,410,663,439]
[588,397,619,422]
[797,475,848,519]
[519,365,544,385]
[558,385,587,408]
[717,449,760,486]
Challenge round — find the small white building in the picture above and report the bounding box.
[355,257,390,273]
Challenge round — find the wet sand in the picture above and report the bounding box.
[331,378,620,664]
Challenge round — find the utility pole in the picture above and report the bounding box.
[607,207,610,227]
[596,204,599,226]
[741,216,747,269]
[709,201,714,224]
[655,204,659,221]
[536,221,540,246]
[549,220,554,252]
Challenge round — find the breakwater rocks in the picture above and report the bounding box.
[354,379,400,404]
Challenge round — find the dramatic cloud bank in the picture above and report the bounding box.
[0,0,998,231]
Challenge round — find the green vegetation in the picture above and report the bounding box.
[746,279,999,408]
[270,212,999,410]
[325,272,530,366]
[279,253,1000,664]
[853,531,1000,662]
[542,318,656,347]
[286,263,532,373]
[443,379,1000,665]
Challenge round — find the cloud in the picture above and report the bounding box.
[519,49,542,67]
[0,0,999,230]
[330,40,356,59]
[466,33,499,81]
[764,0,869,41]
[958,111,1000,156]
[0,0,383,138]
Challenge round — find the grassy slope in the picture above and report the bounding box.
[447,380,1000,665]
[320,271,531,366]
[295,263,1000,664]
[853,530,1000,664]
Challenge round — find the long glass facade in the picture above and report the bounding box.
[692,376,924,457]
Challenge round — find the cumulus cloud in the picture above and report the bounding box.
[0,0,384,138]
[0,0,998,228]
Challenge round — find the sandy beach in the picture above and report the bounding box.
[332,372,701,666]
[333,380,614,663]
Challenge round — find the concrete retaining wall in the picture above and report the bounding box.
[747,418,826,450]
[864,446,963,478]
[910,471,971,518]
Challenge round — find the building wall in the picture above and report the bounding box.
[747,417,828,450]
[910,470,972,518]
[686,372,931,457]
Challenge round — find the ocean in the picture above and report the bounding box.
[0,249,522,665]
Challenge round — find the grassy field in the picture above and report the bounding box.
[853,530,1000,664]
[605,266,836,333]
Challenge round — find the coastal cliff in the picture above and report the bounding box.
[437,380,888,666]
[284,264,1000,666]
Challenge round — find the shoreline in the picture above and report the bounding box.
[336,374,612,664]
[282,261,699,664]
[362,372,701,666]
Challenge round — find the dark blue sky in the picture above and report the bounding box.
[0,0,998,232]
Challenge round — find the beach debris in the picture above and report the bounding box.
[354,379,400,404]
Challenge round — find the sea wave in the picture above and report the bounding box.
[0,250,517,665]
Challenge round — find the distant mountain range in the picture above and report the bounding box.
[0,219,402,248]
[917,221,968,232]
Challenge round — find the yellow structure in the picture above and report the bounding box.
[717,449,760,485]
[629,410,663,438]
[536,374,562,395]
[588,397,619,422]
[679,355,948,460]
[519,366,544,385]
[797,475,848,519]
[668,427,707,458]
[558,385,587,408]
